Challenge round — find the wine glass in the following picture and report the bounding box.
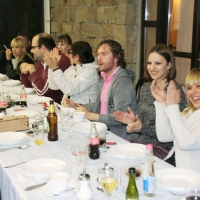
[99,166,118,199]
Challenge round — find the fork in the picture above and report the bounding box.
[4,161,26,168]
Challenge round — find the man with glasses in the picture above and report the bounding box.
[20,32,70,103]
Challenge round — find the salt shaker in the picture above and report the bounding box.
[76,171,93,200]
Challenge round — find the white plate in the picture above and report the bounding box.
[22,159,67,177]
[0,132,28,145]
[71,122,107,136]
[25,88,35,94]
[0,74,8,80]
[27,95,52,105]
[156,168,200,193]
[41,183,75,197]
[107,143,146,159]
[2,80,21,86]
[12,110,39,118]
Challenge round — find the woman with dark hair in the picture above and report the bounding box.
[5,38,34,80]
[44,41,99,104]
[56,34,72,57]
[114,44,187,166]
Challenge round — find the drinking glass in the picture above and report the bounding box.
[177,186,200,200]
[120,167,129,193]
[125,156,142,178]
[33,116,44,145]
[60,109,70,132]
[99,166,118,199]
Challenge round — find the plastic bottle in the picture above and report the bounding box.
[126,167,139,200]
[47,100,58,141]
[143,144,156,197]
[89,123,100,159]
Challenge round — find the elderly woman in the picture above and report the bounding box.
[44,41,99,104]
[151,68,200,173]
[5,38,34,80]
[114,44,187,166]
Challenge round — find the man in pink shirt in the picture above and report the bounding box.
[20,33,70,103]
[65,39,138,140]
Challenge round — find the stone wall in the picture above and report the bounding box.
[50,0,140,81]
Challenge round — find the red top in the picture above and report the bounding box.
[20,52,70,103]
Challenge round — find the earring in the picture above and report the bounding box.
[167,69,170,73]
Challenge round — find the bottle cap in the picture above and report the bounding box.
[146,144,153,150]
[129,167,136,174]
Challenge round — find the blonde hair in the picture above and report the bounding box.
[182,68,200,116]
[10,38,34,64]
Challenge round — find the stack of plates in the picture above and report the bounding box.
[0,132,30,149]
[107,143,146,159]
[156,168,200,194]
[21,159,67,178]
[71,122,107,137]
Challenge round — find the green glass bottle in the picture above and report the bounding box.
[126,167,139,200]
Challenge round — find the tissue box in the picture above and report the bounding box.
[0,115,29,132]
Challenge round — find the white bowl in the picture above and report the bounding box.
[60,106,75,114]
[25,88,35,94]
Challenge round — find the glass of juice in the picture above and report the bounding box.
[33,116,44,145]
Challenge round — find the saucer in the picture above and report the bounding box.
[41,183,75,197]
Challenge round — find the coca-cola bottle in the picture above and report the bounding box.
[18,85,27,107]
[0,92,7,113]
[89,123,100,159]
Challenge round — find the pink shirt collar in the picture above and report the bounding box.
[101,66,120,80]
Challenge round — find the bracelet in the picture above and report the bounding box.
[53,67,60,72]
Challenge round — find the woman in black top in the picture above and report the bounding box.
[5,38,34,80]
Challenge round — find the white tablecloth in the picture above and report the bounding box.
[0,125,176,200]
[0,86,176,199]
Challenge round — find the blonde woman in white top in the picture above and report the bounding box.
[151,68,200,173]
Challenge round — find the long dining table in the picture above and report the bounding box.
[0,126,177,200]
[0,79,177,200]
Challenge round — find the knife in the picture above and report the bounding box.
[25,182,47,190]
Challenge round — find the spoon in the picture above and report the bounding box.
[0,144,31,151]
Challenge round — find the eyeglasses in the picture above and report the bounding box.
[31,46,40,50]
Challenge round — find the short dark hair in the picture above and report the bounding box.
[144,44,176,82]
[71,41,94,64]
[37,36,56,51]
[96,39,126,68]
[56,34,72,45]
[17,31,32,41]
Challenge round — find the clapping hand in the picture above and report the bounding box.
[166,80,180,106]
[126,115,142,133]
[114,107,136,124]
[44,48,61,70]
[150,79,166,102]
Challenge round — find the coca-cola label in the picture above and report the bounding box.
[0,101,7,107]
[20,94,27,99]
[89,138,99,145]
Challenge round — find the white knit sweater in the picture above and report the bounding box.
[154,101,200,174]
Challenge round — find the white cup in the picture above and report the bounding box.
[47,172,69,195]
[73,112,85,123]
